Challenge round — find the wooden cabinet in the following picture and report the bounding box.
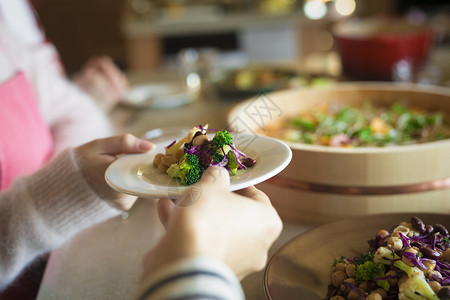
[37,0,127,73]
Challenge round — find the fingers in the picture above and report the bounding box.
[111,195,138,211]
[88,134,154,155]
[157,198,176,229]
[91,56,128,96]
[198,166,230,188]
[234,186,271,204]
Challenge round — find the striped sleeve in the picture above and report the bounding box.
[134,257,245,300]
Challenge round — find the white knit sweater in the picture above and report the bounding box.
[0,18,118,289]
[0,149,119,290]
[0,19,113,155]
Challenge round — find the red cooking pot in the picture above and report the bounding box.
[333,18,434,81]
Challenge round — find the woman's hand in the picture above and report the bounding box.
[143,166,283,280]
[72,56,128,112]
[74,134,153,210]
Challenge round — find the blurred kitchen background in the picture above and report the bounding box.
[35,0,450,83]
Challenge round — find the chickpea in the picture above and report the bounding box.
[348,290,362,300]
[402,247,419,267]
[175,149,185,160]
[443,248,450,263]
[386,270,398,287]
[153,153,164,168]
[429,281,441,294]
[157,162,169,172]
[405,247,418,254]
[340,278,356,293]
[192,134,210,146]
[345,264,356,277]
[387,236,403,251]
[331,271,347,287]
[372,288,387,298]
[358,281,368,292]
[422,261,436,275]
[366,292,382,300]
[334,262,346,272]
[377,229,389,238]
[429,270,443,281]
[161,154,178,167]
[393,224,410,235]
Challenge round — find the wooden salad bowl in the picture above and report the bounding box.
[227,82,450,225]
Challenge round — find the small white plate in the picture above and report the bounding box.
[121,83,195,109]
[105,134,292,199]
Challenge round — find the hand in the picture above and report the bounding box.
[74,134,154,210]
[142,166,283,280]
[72,56,128,112]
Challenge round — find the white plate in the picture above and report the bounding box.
[105,134,292,199]
[121,83,195,109]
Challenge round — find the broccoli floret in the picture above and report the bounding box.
[183,167,204,185]
[357,251,375,265]
[166,154,205,185]
[211,130,233,150]
[398,269,439,300]
[355,261,389,291]
[211,152,225,164]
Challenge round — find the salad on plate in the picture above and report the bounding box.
[326,216,450,300]
[152,125,256,185]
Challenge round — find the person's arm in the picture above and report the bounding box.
[0,21,114,155]
[135,257,244,300]
[0,135,153,290]
[1,0,126,112]
[30,61,115,155]
[72,56,128,112]
[135,166,283,300]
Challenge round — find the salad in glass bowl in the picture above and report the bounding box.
[326,216,450,300]
[152,125,256,185]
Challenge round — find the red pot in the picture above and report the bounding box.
[333,18,434,81]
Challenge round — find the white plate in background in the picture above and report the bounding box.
[121,83,195,109]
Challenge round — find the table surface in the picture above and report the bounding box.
[35,45,450,298]
[36,70,313,300]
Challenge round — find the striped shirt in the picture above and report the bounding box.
[135,257,245,300]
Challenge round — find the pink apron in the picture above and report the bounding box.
[0,71,54,190]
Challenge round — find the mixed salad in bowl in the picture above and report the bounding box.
[326,216,450,300]
[152,125,256,185]
[264,102,450,147]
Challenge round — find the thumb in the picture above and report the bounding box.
[91,134,154,155]
[198,166,230,188]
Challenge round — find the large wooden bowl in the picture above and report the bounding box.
[226,82,450,225]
